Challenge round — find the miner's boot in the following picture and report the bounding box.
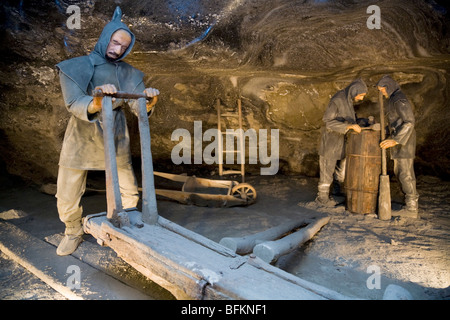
[56,223,84,256]
[315,192,338,207]
[404,194,419,213]
[315,184,338,207]
[395,194,419,219]
[331,181,345,196]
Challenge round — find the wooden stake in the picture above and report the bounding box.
[378,90,392,220]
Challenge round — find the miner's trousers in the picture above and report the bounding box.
[393,158,419,202]
[318,156,346,193]
[56,164,139,232]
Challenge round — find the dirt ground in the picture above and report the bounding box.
[0,171,449,300]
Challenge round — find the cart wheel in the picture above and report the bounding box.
[231,183,257,204]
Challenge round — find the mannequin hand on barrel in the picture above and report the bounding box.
[88,84,118,114]
[380,139,398,149]
[347,124,362,134]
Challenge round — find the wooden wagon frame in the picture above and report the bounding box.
[153,171,257,207]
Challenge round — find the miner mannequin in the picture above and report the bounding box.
[377,75,419,214]
[55,7,159,256]
[316,79,367,207]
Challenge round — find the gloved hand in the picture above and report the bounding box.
[380,139,398,149]
[143,87,160,113]
[89,84,118,114]
[347,124,362,133]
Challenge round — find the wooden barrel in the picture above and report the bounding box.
[344,130,381,214]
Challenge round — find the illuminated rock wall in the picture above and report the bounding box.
[0,0,449,183]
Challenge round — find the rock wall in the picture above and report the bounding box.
[0,0,449,184]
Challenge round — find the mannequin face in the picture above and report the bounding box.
[354,93,366,102]
[378,86,389,98]
[106,29,132,61]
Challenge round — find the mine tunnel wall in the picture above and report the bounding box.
[0,0,449,184]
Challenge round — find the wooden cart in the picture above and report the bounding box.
[154,171,256,207]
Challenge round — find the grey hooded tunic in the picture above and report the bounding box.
[56,7,146,170]
[318,79,368,160]
[377,75,416,159]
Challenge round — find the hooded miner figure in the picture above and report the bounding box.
[55,7,160,256]
[377,75,419,215]
[315,78,368,207]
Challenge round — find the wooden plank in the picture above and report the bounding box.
[83,214,348,300]
[154,171,234,189]
[155,189,248,207]
[154,171,189,182]
[157,216,237,258]
[0,220,152,300]
[245,255,353,300]
[222,170,243,175]
[45,233,175,300]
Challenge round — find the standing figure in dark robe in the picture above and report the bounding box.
[55,7,159,255]
[316,79,367,207]
[377,75,419,215]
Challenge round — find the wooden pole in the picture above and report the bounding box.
[217,98,223,176]
[237,98,245,182]
[137,98,159,225]
[253,216,330,263]
[219,217,312,254]
[102,96,124,227]
[378,91,392,220]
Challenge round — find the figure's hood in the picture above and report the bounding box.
[345,78,368,101]
[377,75,400,97]
[90,6,135,64]
[56,7,143,94]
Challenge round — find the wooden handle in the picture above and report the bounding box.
[379,90,387,175]
[379,91,386,141]
[93,90,156,101]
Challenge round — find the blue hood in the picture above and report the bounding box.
[56,7,143,95]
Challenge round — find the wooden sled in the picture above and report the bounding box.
[82,92,349,300]
[154,171,256,207]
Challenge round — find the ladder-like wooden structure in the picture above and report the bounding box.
[216,98,245,182]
